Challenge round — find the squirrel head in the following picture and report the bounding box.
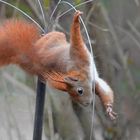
[64,70,93,106]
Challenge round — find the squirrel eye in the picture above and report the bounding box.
[77,87,84,96]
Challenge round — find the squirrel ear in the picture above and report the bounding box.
[64,76,79,84]
[70,10,84,48]
[70,11,90,64]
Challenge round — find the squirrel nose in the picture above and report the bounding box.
[82,101,91,107]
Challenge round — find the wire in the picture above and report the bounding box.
[57,0,94,19]
[60,2,96,140]
[49,1,96,139]
[36,0,47,29]
[49,0,62,22]
[0,0,45,33]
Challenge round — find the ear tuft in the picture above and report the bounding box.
[73,10,83,22]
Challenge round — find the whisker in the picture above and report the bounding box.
[36,0,47,29]
[0,0,45,33]
[41,71,65,83]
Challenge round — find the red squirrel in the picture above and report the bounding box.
[0,11,116,119]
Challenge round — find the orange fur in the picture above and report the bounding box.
[0,11,116,119]
[70,11,90,64]
[0,19,41,73]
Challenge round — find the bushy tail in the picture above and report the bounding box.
[0,19,40,65]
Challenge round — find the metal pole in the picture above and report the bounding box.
[33,79,46,140]
[32,0,54,138]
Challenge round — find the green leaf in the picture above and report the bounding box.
[43,0,50,9]
[74,0,81,5]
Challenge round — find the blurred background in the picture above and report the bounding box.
[0,0,140,140]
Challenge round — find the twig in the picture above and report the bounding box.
[100,3,136,90]
[85,3,96,26]
[12,0,20,17]
[0,1,6,18]
[88,21,109,32]
[2,79,24,140]
[134,0,139,6]
[2,72,35,96]
[127,20,140,40]
[116,25,140,51]
[46,91,55,140]
[23,0,44,26]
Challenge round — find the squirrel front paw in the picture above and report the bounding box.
[105,103,117,120]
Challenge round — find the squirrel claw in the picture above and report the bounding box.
[106,104,117,120]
